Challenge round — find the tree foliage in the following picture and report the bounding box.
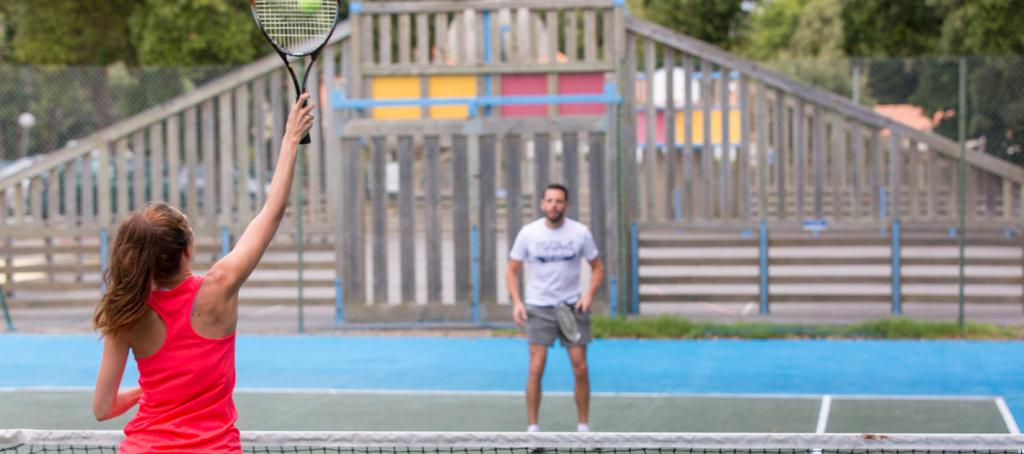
[734,0,1024,165]
[129,0,266,67]
[642,0,749,51]
[7,0,138,65]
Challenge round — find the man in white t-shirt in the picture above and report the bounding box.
[507,183,604,433]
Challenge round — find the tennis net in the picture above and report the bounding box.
[1,430,1022,453]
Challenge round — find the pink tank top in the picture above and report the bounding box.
[120,275,241,453]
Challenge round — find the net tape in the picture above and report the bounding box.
[1,431,1023,453]
[254,0,338,55]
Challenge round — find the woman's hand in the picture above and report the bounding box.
[284,93,316,144]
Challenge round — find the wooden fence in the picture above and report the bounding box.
[0,0,1021,324]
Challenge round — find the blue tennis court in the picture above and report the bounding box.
[1,335,1021,433]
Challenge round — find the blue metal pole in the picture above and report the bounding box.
[335,277,344,326]
[99,228,109,292]
[482,11,493,118]
[891,219,902,316]
[0,286,12,332]
[220,227,230,258]
[880,186,889,220]
[759,220,769,315]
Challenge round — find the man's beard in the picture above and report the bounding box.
[546,211,564,223]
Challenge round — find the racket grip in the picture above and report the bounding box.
[300,132,312,145]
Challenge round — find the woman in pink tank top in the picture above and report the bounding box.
[91,94,316,453]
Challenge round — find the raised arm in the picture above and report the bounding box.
[201,95,316,311]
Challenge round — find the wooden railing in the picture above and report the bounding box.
[0,24,352,306]
[623,17,1024,225]
[2,3,1021,318]
[623,17,1023,310]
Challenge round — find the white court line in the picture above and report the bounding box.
[241,305,291,318]
[0,386,1004,402]
[995,396,1021,434]
[815,395,832,434]
[697,303,740,316]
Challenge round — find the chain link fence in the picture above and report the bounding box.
[762,55,1024,166]
[0,64,240,166]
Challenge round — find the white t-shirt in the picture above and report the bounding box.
[508,217,599,307]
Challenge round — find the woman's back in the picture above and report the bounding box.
[120,275,240,453]
[92,95,316,454]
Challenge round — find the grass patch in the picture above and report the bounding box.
[584,315,1024,340]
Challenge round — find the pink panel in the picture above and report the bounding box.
[558,73,606,116]
[500,74,547,117]
[635,110,667,147]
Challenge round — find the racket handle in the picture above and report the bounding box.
[300,132,312,145]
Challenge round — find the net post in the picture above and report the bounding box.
[957,57,968,332]
[630,222,638,315]
[296,144,305,334]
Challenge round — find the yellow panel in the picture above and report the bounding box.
[371,77,421,119]
[729,110,742,143]
[428,76,477,119]
[675,111,707,144]
[711,111,723,144]
[674,110,742,145]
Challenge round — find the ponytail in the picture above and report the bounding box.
[93,203,191,337]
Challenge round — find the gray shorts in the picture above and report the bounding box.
[525,304,592,347]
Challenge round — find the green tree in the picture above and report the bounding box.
[642,0,749,51]
[128,0,265,67]
[744,0,862,98]
[841,0,940,58]
[743,0,806,61]
[907,0,1024,165]
[8,0,137,65]
[933,0,1024,55]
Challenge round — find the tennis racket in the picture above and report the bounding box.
[250,0,341,144]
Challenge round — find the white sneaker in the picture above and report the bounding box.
[527,424,540,433]
[577,423,590,432]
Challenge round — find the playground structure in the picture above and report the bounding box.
[0,0,1022,328]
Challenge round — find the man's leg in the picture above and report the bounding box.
[567,345,590,425]
[526,343,549,426]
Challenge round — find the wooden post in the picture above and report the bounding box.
[370,137,388,304]
[452,135,471,304]
[664,48,678,220]
[398,136,416,303]
[775,92,786,220]
[424,136,442,304]
[738,75,751,220]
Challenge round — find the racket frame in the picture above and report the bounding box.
[250,0,342,144]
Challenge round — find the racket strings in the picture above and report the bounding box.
[254,0,338,55]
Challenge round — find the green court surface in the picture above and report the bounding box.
[0,391,1014,434]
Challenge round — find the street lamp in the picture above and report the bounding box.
[17,112,36,159]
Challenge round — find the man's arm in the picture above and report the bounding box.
[577,257,604,312]
[507,259,527,326]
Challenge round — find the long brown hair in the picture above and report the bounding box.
[93,202,192,337]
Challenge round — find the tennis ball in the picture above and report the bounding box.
[297,0,321,14]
